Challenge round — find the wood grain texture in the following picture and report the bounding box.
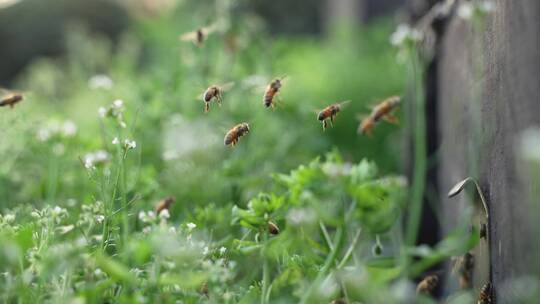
[438,0,540,301]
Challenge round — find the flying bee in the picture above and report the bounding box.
[416,274,439,296]
[0,92,24,108]
[268,221,280,235]
[155,197,176,215]
[357,96,400,136]
[202,82,234,113]
[370,95,400,123]
[317,100,351,130]
[357,115,375,136]
[263,76,286,108]
[180,23,218,46]
[477,282,492,304]
[224,122,250,147]
[452,252,474,289]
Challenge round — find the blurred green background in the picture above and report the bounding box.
[0,0,406,215]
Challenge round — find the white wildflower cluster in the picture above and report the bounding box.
[112,137,137,151]
[98,99,127,128]
[88,74,114,90]
[77,201,105,228]
[186,222,197,231]
[390,24,423,49]
[138,210,157,223]
[0,213,16,223]
[50,206,69,222]
[56,224,75,235]
[36,120,78,144]
[201,256,235,285]
[0,212,17,231]
[458,0,496,20]
[83,150,109,169]
[30,205,69,226]
[159,209,170,220]
[322,162,352,178]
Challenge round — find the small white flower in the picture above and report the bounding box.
[112,137,120,145]
[62,120,77,137]
[142,226,152,234]
[30,211,40,218]
[37,128,51,142]
[113,99,124,109]
[203,246,209,255]
[57,225,74,234]
[51,206,67,217]
[3,214,15,223]
[458,1,495,20]
[84,150,109,169]
[457,2,474,19]
[98,107,107,118]
[138,210,156,223]
[390,24,422,47]
[159,209,170,219]
[124,139,137,150]
[84,159,94,169]
[138,211,146,221]
[186,222,197,231]
[219,246,227,255]
[95,215,105,224]
[88,74,114,90]
[94,268,107,279]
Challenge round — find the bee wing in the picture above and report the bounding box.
[180,31,198,42]
[337,100,352,108]
[203,19,228,35]
[200,24,217,36]
[311,108,323,115]
[219,82,235,92]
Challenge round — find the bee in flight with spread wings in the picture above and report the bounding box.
[358,96,401,136]
[201,82,234,113]
[0,89,24,109]
[180,23,220,47]
[263,76,287,109]
[224,122,250,147]
[317,100,351,130]
[155,197,176,215]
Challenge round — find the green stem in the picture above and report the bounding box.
[120,149,129,250]
[405,49,426,249]
[261,232,270,304]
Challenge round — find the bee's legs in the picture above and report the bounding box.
[383,114,398,124]
[322,120,327,131]
[204,102,209,113]
[217,94,222,106]
[330,115,334,127]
